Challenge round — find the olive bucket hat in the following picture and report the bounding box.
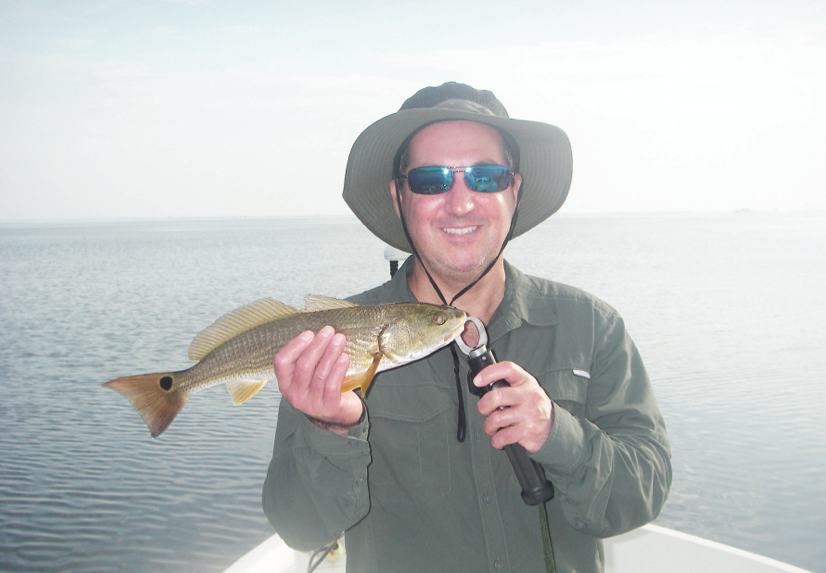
[342,82,573,252]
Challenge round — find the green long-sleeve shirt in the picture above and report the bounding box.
[263,259,671,572]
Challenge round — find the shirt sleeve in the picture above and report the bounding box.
[530,310,672,538]
[261,397,372,551]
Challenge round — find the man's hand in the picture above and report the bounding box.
[274,326,364,435]
[473,361,553,453]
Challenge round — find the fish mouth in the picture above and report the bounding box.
[442,226,478,236]
[445,314,469,343]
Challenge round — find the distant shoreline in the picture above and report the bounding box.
[2,210,824,228]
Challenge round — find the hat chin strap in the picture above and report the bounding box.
[394,184,521,308]
[395,183,521,444]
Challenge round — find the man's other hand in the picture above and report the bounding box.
[473,361,554,453]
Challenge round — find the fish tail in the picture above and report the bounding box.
[103,373,189,438]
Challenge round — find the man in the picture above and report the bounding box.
[263,82,671,572]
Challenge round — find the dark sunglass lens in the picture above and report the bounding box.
[407,168,453,194]
[465,166,511,192]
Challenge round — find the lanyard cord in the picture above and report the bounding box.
[393,183,521,442]
[394,184,556,573]
[395,196,519,309]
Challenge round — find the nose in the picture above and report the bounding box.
[443,171,475,216]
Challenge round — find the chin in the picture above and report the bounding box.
[434,255,493,278]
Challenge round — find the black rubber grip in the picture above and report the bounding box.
[467,350,555,505]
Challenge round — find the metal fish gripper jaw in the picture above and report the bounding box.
[454,316,488,357]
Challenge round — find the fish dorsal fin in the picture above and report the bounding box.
[188,298,298,361]
[303,294,360,312]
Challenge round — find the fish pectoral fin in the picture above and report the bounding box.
[342,352,383,396]
[226,378,268,405]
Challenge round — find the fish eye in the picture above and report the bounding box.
[434,313,446,325]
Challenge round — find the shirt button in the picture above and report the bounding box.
[558,494,567,502]
[494,559,503,570]
[575,521,585,529]
[473,430,482,440]
[483,494,492,504]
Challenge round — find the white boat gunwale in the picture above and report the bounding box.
[224,523,814,573]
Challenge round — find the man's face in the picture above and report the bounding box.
[390,120,522,283]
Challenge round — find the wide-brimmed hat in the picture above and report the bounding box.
[342,82,573,252]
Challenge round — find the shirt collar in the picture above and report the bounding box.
[486,260,559,344]
[383,256,419,303]
[382,257,558,342]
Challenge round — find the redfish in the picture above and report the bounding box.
[103,295,466,437]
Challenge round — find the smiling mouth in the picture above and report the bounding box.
[442,226,478,236]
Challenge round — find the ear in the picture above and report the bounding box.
[511,173,523,206]
[389,179,402,219]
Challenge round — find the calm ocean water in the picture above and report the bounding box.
[1,213,824,572]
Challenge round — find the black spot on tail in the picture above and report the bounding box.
[159,376,173,391]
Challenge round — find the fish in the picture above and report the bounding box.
[103,295,467,438]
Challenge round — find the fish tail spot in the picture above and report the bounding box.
[103,373,189,438]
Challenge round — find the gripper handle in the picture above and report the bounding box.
[467,350,555,506]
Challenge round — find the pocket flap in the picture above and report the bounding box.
[539,368,589,404]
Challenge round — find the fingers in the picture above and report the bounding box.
[472,361,529,392]
[274,330,315,394]
[472,361,554,453]
[483,401,553,453]
[323,352,351,403]
[299,327,346,402]
[274,326,360,427]
[275,327,339,388]
[472,362,530,416]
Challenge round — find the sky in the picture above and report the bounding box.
[1,0,824,221]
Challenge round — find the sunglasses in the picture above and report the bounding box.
[401,165,514,195]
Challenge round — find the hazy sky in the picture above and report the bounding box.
[1,0,824,221]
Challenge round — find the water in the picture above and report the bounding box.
[1,213,823,572]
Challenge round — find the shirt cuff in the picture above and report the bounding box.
[300,402,370,454]
[530,401,587,474]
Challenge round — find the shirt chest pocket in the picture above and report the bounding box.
[538,368,590,418]
[366,382,453,504]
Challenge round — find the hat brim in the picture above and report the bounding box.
[343,107,573,252]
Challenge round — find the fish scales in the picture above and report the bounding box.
[186,307,390,391]
[103,297,467,437]
[180,305,390,395]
